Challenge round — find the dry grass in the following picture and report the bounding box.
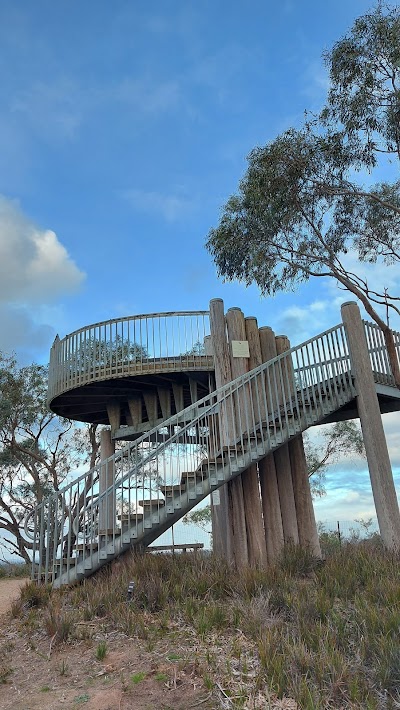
[10,541,400,709]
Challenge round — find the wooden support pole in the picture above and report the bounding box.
[209,298,234,563]
[225,307,249,568]
[341,301,400,550]
[258,326,285,562]
[106,401,120,436]
[274,335,299,545]
[99,428,115,535]
[243,316,269,567]
[276,336,321,557]
[289,436,321,556]
[128,397,142,430]
[274,444,299,544]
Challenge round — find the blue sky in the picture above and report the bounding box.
[0,0,399,524]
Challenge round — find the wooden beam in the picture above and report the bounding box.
[189,378,198,404]
[128,397,142,429]
[143,391,158,424]
[172,382,184,413]
[106,401,121,434]
[157,387,171,420]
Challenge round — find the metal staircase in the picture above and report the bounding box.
[28,320,400,587]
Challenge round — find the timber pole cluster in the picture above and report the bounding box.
[209,298,322,566]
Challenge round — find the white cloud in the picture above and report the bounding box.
[0,196,84,303]
[273,295,338,343]
[0,195,85,357]
[121,188,195,222]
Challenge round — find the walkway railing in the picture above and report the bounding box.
[48,311,211,403]
[363,321,400,385]
[32,322,354,585]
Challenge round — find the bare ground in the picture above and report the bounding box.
[0,579,214,710]
[0,579,298,710]
[0,578,29,616]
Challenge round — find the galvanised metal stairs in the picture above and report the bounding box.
[29,320,399,587]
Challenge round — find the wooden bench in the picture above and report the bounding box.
[146,543,204,554]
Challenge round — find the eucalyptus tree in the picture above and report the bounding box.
[207,4,400,384]
[0,353,100,562]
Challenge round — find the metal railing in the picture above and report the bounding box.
[363,321,400,385]
[32,323,354,586]
[48,311,211,403]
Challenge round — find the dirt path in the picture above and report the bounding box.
[0,578,29,615]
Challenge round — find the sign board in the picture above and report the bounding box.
[212,490,220,505]
[231,340,250,358]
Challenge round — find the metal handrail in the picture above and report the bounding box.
[48,311,211,403]
[363,321,400,385]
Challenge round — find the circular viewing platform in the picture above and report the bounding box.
[48,311,214,438]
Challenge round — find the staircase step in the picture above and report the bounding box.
[166,502,182,514]
[138,499,165,507]
[55,557,77,568]
[160,484,186,495]
[99,544,115,560]
[180,471,207,484]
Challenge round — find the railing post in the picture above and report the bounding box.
[341,301,400,550]
[99,429,116,535]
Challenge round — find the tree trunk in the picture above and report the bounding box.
[333,269,400,388]
[382,324,400,388]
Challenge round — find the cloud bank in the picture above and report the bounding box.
[0,195,85,357]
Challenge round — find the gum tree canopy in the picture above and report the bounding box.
[0,353,100,563]
[207,4,400,385]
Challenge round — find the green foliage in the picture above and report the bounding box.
[0,351,100,562]
[182,503,212,532]
[322,3,400,164]
[67,334,148,372]
[305,420,365,497]
[131,672,146,684]
[206,5,400,381]
[74,694,90,704]
[95,641,107,661]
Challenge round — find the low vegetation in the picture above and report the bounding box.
[7,539,400,709]
[0,562,31,579]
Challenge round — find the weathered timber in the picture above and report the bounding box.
[258,326,285,561]
[342,301,400,551]
[209,298,234,563]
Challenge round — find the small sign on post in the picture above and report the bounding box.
[231,340,250,358]
[212,490,220,505]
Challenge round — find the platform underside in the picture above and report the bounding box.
[320,384,400,425]
[49,368,214,436]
